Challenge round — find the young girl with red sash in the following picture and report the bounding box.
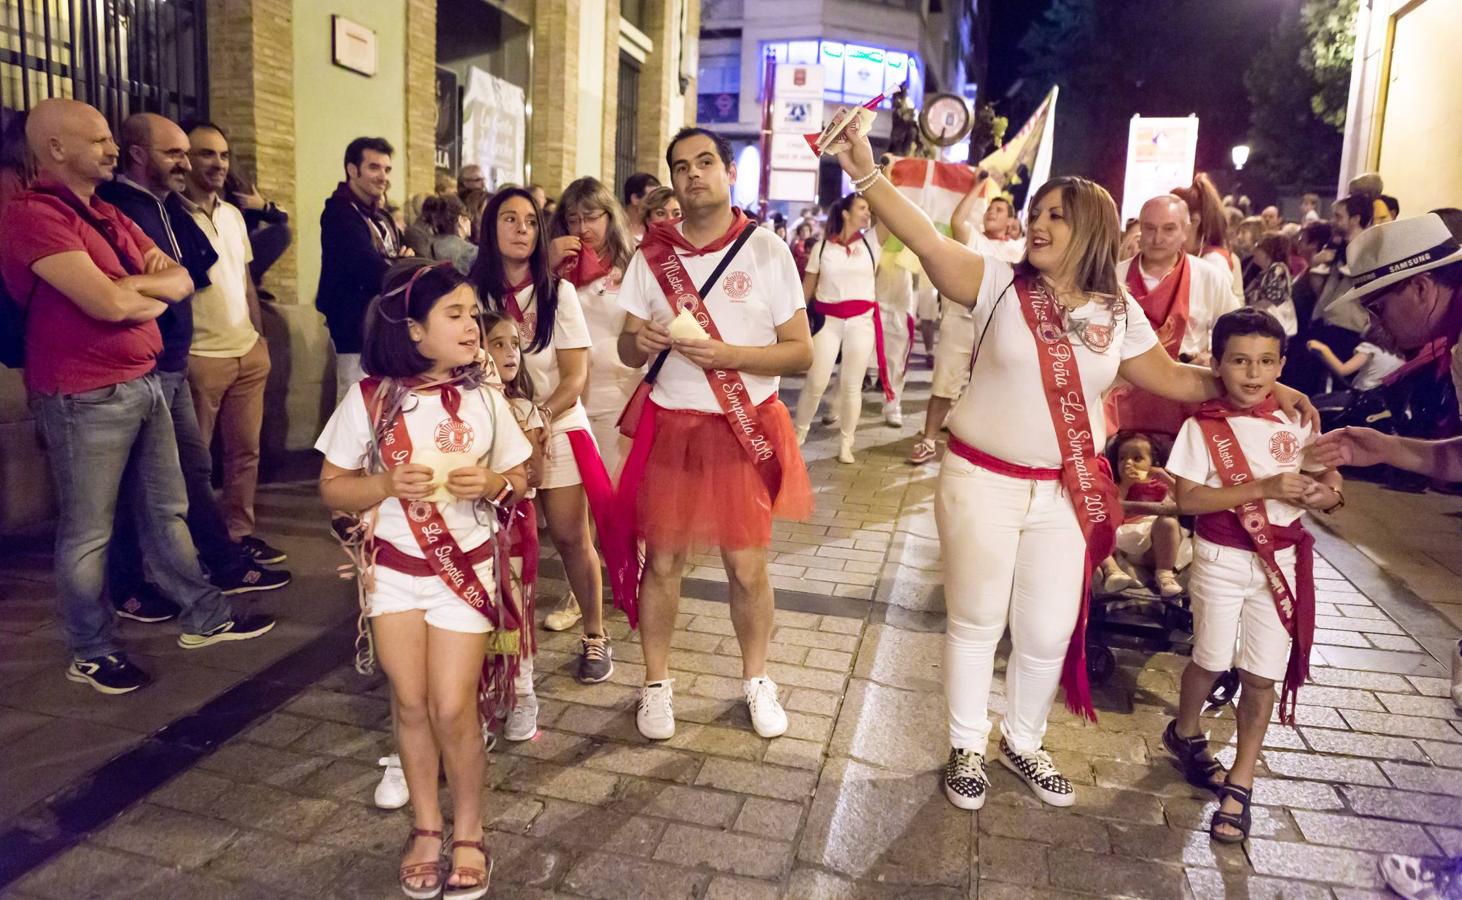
[547,177,642,480]
[793,193,889,464]
[616,127,814,744]
[317,262,531,900]
[827,110,1321,815]
[1164,308,1342,844]
[470,187,630,685]
[482,310,549,744]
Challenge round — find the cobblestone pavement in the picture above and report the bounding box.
[4,369,1461,899]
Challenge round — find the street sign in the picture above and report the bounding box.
[771,132,818,171]
[769,168,818,202]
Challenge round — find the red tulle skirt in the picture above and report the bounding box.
[635,398,812,551]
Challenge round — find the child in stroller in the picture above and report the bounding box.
[1098,431,1192,599]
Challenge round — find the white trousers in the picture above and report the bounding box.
[875,265,915,403]
[795,312,876,441]
[935,454,1088,754]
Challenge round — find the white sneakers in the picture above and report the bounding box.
[837,440,856,465]
[744,676,788,738]
[638,680,676,740]
[374,755,409,809]
[638,676,788,741]
[543,591,581,632]
[504,692,539,742]
[883,401,903,427]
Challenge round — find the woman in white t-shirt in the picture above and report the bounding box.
[829,112,1318,814]
[793,194,880,463]
[316,261,531,898]
[471,187,615,686]
[547,177,643,478]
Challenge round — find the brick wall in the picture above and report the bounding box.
[205,0,298,302]
[530,0,581,194]
[404,0,438,197]
[602,0,622,185]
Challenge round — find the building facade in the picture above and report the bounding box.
[0,0,698,532]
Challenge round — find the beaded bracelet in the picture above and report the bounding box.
[851,168,881,195]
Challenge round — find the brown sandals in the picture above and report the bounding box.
[444,836,494,900]
[399,827,445,900]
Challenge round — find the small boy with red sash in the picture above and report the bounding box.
[616,127,815,743]
[1162,308,1344,845]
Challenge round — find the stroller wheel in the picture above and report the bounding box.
[1206,667,1241,710]
[1086,644,1117,685]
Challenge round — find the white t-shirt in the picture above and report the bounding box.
[1117,253,1240,360]
[618,223,805,413]
[512,280,593,432]
[966,229,1026,265]
[805,236,877,304]
[316,383,533,555]
[1201,248,1245,301]
[947,258,1159,468]
[1167,413,1324,527]
[1351,341,1405,392]
[576,275,645,420]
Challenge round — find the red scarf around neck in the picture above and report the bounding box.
[825,229,866,256]
[645,208,751,257]
[1125,253,1192,358]
[558,243,613,288]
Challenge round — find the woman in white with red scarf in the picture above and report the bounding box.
[547,177,642,479]
[828,111,1318,813]
[793,193,886,463]
[470,188,620,685]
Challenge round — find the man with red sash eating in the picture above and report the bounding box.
[616,127,814,742]
[1164,308,1343,845]
[1108,194,1240,435]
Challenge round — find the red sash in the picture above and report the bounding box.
[559,243,613,288]
[813,299,896,402]
[501,499,539,658]
[1012,275,1123,721]
[639,219,783,500]
[564,427,639,626]
[1126,254,1191,358]
[1192,398,1315,724]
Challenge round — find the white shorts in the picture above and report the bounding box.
[368,557,497,634]
[1114,517,1193,569]
[914,278,939,322]
[1188,538,1295,682]
[931,301,976,399]
[540,428,589,491]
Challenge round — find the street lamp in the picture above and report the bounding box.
[1231,144,1251,171]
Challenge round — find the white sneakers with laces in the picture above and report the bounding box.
[374,754,409,809]
[504,692,539,742]
[744,676,788,738]
[638,679,676,740]
[543,591,581,632]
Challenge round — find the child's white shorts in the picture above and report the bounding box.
[368,558,497,634]
[1188,537,1294,682]
[1114,517,1193,569]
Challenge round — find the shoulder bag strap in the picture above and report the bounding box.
[644,223,757,384]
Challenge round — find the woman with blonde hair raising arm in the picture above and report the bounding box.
[827,111,1316,813]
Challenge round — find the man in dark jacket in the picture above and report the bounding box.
[315,136,402,400]
[98,113,290,617]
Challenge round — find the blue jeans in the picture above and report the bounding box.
[30,373,233,660]
[109,368,248,598]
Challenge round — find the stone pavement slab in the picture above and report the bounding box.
[5,371,1462,897]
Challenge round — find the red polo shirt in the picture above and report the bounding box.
[0,178,160,394]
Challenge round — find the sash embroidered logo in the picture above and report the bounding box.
[722,271,752,300]
[1269,431,1300,464]
[434,418,474,453]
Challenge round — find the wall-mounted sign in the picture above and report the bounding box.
[463,67,526,189]
[332,16,377,77]
[1120,115,1199,223]
[435,66,460,173]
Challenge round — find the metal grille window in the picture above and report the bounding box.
[614,52,639,192]
[1,0,207,129]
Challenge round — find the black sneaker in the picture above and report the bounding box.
[66,653,152,694]
[577,634,614,683]
[240,536,287,565]
[114,584,179,623]
[178,613,276,649]
[215,564,292,596]
[943,747,989,811]
[998,736,1075,807]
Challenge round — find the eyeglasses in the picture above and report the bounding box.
[1359,283,1402,318]
[565,209,606,229]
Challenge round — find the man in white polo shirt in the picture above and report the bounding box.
[182,122,286,568]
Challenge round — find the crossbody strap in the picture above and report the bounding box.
[644,223,757,383]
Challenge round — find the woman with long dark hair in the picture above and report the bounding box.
[469,187,616,683]
[827,112,1316,813]
[792,193,881,463]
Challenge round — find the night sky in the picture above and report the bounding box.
[983,0,1298,190]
